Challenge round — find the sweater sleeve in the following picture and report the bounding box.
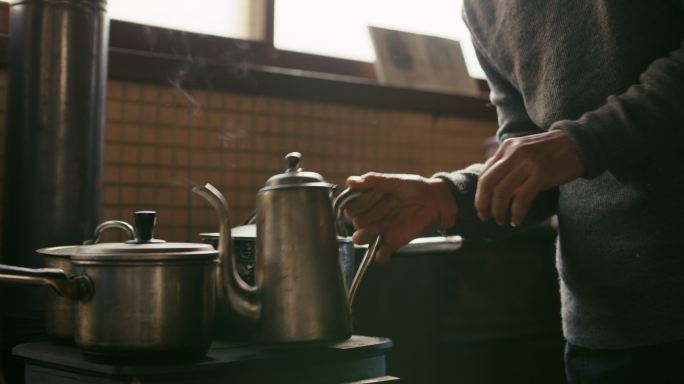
[551,36,684,182]
[433,45,558,240]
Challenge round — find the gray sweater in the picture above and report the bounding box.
[437,1,684,349]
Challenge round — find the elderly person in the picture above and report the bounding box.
[344,1,684,382]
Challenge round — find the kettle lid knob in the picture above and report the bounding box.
[262,152,329,189]
[285,152,301,173]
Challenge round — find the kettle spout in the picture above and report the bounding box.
[193,183,260,322]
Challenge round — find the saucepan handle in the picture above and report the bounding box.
[0,264,92,301]
[332,188,382,308]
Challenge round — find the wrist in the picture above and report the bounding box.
[426,178,458,230]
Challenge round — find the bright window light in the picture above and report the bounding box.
[0,0,486,79]
[274,0,485,79]
[108,0,263,40]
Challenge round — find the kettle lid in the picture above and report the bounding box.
[263,152,330,188]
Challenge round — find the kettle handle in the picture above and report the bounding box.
[333,188,382,308]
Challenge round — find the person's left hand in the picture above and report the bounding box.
[475,129,583,227]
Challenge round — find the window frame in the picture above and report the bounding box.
[107,0,378,80]
[0,2,494,119]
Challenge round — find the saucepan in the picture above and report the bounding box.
[0,211,217,359]
[39,219,136,341]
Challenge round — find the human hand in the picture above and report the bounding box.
[343,173,458,263]
[475,129,583,227]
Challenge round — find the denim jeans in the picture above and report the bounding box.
[565,339,684,384]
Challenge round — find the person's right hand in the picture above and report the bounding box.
[343,173,458,263]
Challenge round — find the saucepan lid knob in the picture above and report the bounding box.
[128,211,164,244]
[71,211,217,262]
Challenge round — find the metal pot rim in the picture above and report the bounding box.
[200,232,355,241]
[72,243,217,262]
[37,245,80,257]
[200,223,256,239]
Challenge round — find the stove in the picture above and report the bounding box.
[13,335,397,383]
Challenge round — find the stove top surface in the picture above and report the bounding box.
[13,335,392,376]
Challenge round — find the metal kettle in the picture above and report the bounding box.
[193,152,380,343]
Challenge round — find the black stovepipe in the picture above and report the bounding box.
[1,0,109,382]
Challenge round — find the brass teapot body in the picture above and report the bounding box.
[194,153,378,343]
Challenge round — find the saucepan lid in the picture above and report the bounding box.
[71,211,217,262]
[37,219,139,258]
[72,242,217,262]
[37,245,80,258]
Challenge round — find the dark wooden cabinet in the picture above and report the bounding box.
[353,229,565,383]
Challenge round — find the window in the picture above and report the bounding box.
[107,0,484,79]
[274,0,485,79]
[108,0,268,41]
[0,0,485,81]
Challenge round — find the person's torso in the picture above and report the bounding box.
[463,0,684,129]
[463,0,684,348]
